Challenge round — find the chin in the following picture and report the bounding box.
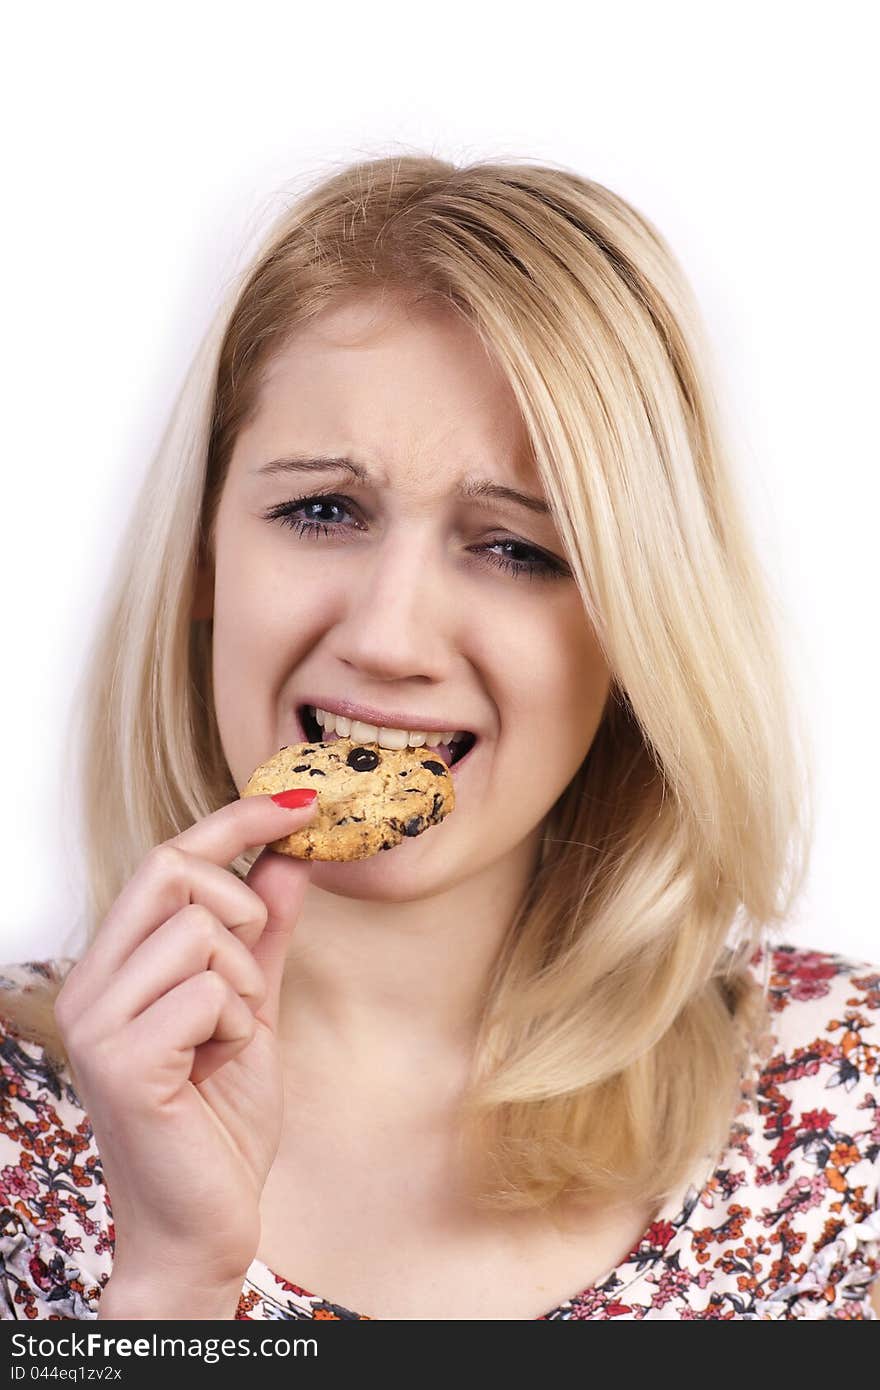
[305,834,466,899]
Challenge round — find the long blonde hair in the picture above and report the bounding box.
[1,152,812,1213]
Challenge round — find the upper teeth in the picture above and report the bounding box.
[310,705,466,750]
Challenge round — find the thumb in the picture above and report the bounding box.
[245,846,314,1034]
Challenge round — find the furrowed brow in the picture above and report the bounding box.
[458,476,550,517]
[253,454,551,517]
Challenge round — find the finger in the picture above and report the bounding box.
[190,1017,256,1086]
[81,905,267,1037]
[57,858,265,1019]
[116,971,257,1101]
[170,792,320,872]
[244,847,314,1035]
[59,795,317,1011]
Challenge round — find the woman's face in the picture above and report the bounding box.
[198,292,612,900]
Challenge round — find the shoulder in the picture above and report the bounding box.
[742,941,879,1187]
[619,940,880,1319]
[0,956,75,1000]
[0,957,77,1097]
[0,958,109,1319]
[750,938,880,1013]
[744,940,880,1104]
[726,940,880,1317]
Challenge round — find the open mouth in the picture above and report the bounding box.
[297,705,478,771]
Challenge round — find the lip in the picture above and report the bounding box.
[293,704,480,778]
[298,696,478,738]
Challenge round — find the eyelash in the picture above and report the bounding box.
[262,492,569,582]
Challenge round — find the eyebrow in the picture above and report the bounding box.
[252,454,551,517]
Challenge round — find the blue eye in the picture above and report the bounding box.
[263,492,569,582]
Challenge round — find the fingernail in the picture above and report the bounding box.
[270,788,318,808]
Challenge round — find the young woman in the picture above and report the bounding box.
[1,154,878,1321]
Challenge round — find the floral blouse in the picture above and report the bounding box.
[1,942,878,1321]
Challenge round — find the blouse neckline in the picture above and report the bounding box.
[244,1022,766,1320]
[246,1140,725,1320]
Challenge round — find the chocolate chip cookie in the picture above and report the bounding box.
[242,738,456,861]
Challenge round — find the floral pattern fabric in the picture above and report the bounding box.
[1,943,878,1320]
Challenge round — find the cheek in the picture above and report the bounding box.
[210,543,285,728]
[213,534,303,650]
[526,624,611,756]
[210,540,339,719]
[212,584,272,695]
[460,596,609,725]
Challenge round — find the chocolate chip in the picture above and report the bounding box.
[403,816,424,836]
[420,759,446,776]
[348,746,380,772]
[292,764,310,772]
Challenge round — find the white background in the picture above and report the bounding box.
[2,1,876,965]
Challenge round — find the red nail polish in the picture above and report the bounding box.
[270,788,318,808]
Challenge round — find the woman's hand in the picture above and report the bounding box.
[54,791,319,1300]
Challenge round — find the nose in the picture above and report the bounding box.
[327,523,450,682]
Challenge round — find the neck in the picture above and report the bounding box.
[275,829,543,1083]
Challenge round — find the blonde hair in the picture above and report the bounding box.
[1,151,812,1213]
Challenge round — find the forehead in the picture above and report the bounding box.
[247,292,541,496]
